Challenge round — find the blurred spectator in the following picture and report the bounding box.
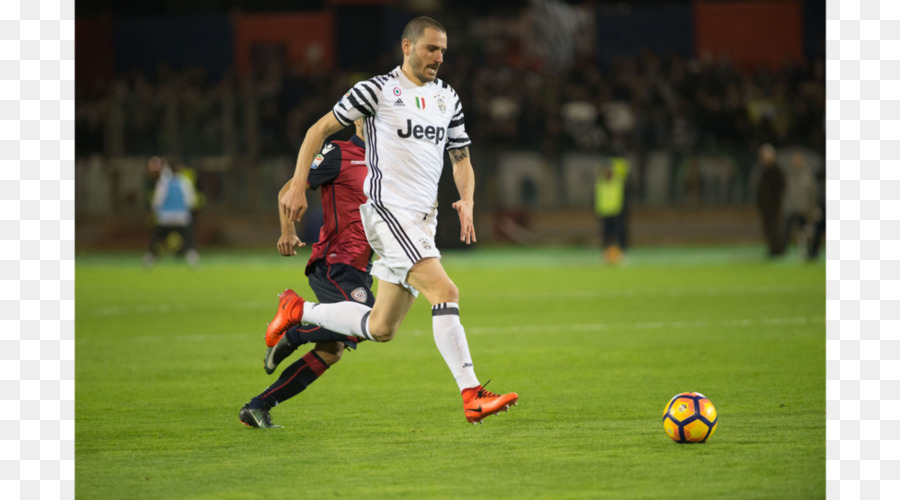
[144,156,200,268]
[782,153,820,259]
[753,144,786,257]
[594,156,630,264]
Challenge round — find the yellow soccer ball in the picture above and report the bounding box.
[662,392,718,443]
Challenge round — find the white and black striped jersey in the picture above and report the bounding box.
[332,66,471,213]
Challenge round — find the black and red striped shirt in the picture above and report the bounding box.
[306,135,373,274]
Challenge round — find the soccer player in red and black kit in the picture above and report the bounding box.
[239,119,371,428]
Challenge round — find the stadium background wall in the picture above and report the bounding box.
[74,0,825,250]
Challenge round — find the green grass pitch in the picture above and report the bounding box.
[76,246,824,499]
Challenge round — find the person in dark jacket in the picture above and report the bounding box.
[754,144,786,257]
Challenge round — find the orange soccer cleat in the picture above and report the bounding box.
[462,381,519,424]
[265,289,305,347]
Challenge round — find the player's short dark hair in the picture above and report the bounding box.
[401,16,446,44]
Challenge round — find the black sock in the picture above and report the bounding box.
[286,324,361,349]
[250,350,328,411]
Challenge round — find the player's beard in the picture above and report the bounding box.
[410,50,439,83]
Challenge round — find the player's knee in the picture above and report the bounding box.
[438,283,459,304]
[367,320,399,342]
[372,332,395,342]
[368,325,397,342]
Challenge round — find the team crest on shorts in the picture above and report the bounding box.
[419,238,433,250]
[351,287,368,303]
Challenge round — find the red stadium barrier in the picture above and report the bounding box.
[694,0,803,69]
[232,11,335,76]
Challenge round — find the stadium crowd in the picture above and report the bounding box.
[76,49,825,160]
[76,7,824,212]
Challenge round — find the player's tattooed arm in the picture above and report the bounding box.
[449,146,476,245]
[448,147,469,165]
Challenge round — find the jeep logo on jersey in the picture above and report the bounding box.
[397,119,446,144]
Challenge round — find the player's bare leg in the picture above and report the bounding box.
[364,280,416,341]
[407,258,518,424]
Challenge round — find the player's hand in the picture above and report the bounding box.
[277,234,305,256]
[280,184,308,222]
[452,199,476,245]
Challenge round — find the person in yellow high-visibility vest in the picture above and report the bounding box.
[594,156,630,264]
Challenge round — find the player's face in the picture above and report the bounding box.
[407,28,447,84]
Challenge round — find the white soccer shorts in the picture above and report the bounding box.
[360,201,441,296]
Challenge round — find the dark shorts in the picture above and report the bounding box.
[307,261,375,307]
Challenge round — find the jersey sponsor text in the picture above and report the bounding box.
[397,119,446,144]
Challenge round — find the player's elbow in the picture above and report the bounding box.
[307,112,342,142]
[303,124,325,144]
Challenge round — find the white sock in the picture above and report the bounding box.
[303,301,375,341]
[432,302,479,391]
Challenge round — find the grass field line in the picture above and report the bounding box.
[85,301,268,317]
[469,283,814,300]
[82,283,816,318]
[460,315,823,336]
[111,315,823,343]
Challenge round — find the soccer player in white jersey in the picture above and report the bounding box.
[273,16,518,424]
